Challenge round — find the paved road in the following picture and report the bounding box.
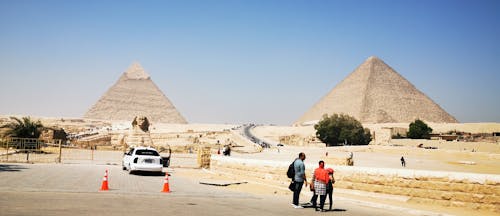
[0,163,404,216]
[241,124,275,148]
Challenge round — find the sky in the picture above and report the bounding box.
[0,0,499,125]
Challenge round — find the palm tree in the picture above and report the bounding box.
[0,116,44,138]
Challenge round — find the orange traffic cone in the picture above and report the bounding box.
[161,171,170,193]
[100,169,109,191]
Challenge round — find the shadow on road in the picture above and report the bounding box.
[300,203,347,212]
[129,171,166,176]
[0,164,27,172]
[329,208,347,212]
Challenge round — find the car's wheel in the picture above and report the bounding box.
[128,164,134,174]
[122,162,126,170]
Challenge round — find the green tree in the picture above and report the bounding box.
[0,116,44,138]
[314,114,372,146]
[407,119,433,139]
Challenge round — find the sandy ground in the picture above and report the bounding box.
[226,144,500,175]
[249,124,500,174]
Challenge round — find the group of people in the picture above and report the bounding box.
[219,145,231,156]
[291,152,335,212]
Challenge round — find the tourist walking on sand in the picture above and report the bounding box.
[310,160,329,212]
[292,152,307,208]
[401,156,406,167]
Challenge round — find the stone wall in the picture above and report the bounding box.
[211,156,499,213]
[334,167,499,212]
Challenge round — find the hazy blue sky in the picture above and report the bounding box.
[0,0,499,125]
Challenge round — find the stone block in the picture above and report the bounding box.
[450,192,480,203]
[409,188,442,200]
[475,184,500,195]
[485,179,500,186]
[450,201,466,208]
[414,176,429,181]
[392,178,411,188]
[482,194,500,205]
[448,182,474,193]
[366,175,386,185]
[426,176,450,182]
[408,180,428,189]
[439,191,453,200]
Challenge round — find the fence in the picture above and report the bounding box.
[0,137,198,167]
[0,138,123,164]
[0,138,63,163]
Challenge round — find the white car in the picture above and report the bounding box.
[122,147,163,174]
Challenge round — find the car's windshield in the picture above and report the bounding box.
[135,149,159,156]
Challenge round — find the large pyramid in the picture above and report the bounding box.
[84,62,187,123]
[295,56,458,125]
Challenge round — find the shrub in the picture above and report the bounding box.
[314,114,372,146]
[407,119,433,139]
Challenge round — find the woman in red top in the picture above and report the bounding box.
[311,160,329,212]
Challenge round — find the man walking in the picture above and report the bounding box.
[292,152,307,208]
[401,156,406,167]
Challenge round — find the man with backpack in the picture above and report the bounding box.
[289,152,307,208]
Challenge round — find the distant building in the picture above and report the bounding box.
[429,134,459,141]
[373,127,408,144]
[40,128,68,143]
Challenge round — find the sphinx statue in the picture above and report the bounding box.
[120,116,154,151]
[132,116,150,132]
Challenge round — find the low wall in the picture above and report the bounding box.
[211,156,500,213]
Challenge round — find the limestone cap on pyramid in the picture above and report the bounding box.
[294,56,458,125]
[124,62,150,80]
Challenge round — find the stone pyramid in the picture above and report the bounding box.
[295,56,458,125]
[84,62,187,123]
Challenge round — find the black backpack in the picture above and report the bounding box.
[287,160,296,179]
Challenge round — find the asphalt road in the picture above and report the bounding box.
[0,163,404,216]
[241,124,274,148]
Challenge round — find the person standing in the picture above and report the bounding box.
[292,152,307,208]
[311,160,329,212]
[401,156,406,167]
[308,172,317,208]
[326,168,335,210]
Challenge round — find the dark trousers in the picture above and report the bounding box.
[327,189,333,210]
[318,195,326,210]
[310,194,318,206]
[311,193,327,210]
[292,181,303,205]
